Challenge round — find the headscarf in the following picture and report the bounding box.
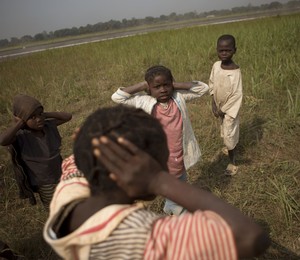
[13,94,43,121]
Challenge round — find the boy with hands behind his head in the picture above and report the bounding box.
[43,105,270,260]
[0,94,72,208]
[112,65,209,215]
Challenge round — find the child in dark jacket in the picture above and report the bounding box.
[0,94,72,209]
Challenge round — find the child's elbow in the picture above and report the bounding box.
[251,229,271,257]
[237,227,271,258]
[111,93,119,103]
[66,113,72,122]
[0,136,10,146]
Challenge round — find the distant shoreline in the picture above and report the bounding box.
[1,9,299,60]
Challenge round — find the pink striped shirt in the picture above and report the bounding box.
[45,155,237,260]
[144,211,237,260]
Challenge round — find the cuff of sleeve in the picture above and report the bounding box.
[191,81,209,92]
[117,88,132,97]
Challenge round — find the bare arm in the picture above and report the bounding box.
[0,117,24,146]
[124,81,200,93]
[211,96,224,118]
[93,137,270,258]
[173,82,195,90]
[43,112,72,126]
[121,81,148,94]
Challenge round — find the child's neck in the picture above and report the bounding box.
[30,129,45,137]
[221,60,239,70]
[66,191,133,233]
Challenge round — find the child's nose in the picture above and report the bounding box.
[36,116,43,122]
[161,86,168,92]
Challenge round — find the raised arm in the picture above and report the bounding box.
[0,117,24,146]
[43,112,72,126]
[93,137,270,259]
[111,82,154,109]
[174,81,209,101]
[121,81,148,94]
[173,82,195,90]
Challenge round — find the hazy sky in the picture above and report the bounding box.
[0,0,288,40]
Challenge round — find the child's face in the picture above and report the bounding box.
[217,40,236,62]
[148,74,174,103]
[26,107,45,130]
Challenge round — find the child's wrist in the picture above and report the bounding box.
[16,118,25,127]
[149,171,171,195]
[140,81,148,91]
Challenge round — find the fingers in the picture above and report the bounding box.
[72,127,80,141]
[109,173,117,181]
[117,137,140,155]
[92,139,123,175]
[94,146,122,177]
[97,137,133,160]
[90,135,165,197]
[92,136,135,174]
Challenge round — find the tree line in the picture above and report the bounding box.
[1,0,299,48]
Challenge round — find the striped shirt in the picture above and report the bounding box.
[90,209,159,260]
[44,155,237,260]
[145,211,237,259]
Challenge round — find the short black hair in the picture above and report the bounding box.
[217,34,236,48]
[73,105,168,195]
[144,65,174,84]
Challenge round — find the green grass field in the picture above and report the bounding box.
[0,13,299,259]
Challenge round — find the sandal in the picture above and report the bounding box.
[221,147,229,156]
[224,164,238,176]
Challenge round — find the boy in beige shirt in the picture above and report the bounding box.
[209,34,243,176]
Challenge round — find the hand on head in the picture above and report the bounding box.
[13,115,24,124]
[92,136,164,198]
[72,127,80,141]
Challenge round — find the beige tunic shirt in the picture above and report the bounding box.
[209,61,243,119]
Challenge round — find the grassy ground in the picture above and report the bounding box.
[0,13,299,259]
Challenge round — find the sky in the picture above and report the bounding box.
[0,0,289,40]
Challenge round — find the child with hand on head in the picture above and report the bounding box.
[209,34,243,176]
[0,94,72,209]
[43,105,270,260]
[111,65,209,215]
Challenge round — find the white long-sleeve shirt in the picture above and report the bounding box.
[111,81,209,170]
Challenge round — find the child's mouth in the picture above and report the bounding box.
[159,95,169,101]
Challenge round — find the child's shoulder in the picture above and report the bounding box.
[213,61,222,66]
[211,61,222,70]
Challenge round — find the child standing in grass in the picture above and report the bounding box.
[209,34,243,176]
[111,65,209,215]
[0,94,72,209]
